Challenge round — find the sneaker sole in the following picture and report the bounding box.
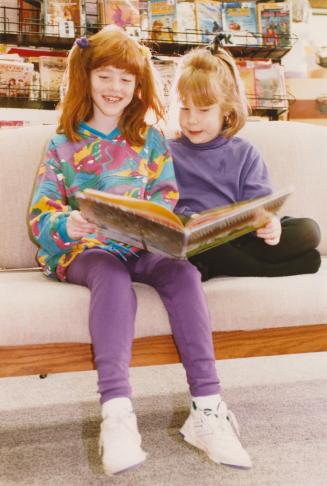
[103,456,146,476]
[180,429,252,469]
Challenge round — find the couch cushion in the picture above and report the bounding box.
[0,125,56,270]
[239,121,327,255]
[1,258,326,346]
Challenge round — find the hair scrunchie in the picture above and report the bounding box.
[75,37,89,49]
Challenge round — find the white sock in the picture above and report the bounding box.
[102,397,133,417]
[191,394,222,411]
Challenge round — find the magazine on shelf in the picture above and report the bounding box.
[176,1,199,43]
[148,0,178,42]
[153,56,178,105]
[222,1,259,45]
[43,0,85,37]
[254,60,287,109]
[100,0,140,29]
[0,60,34,98]
[236,59,257,108]
[39,56,67,100]
[195,0,223,43]
[257,1,291,47]
[77,187,293,259]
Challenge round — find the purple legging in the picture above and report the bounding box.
[66,249,220,404]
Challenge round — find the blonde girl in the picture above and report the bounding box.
[168,44,320,281]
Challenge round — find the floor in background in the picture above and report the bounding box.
[1,352,327,486]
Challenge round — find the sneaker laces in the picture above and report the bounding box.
[102,409,136,433]
[200,401,241,438]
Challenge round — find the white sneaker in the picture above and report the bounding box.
[99,398,147,476]
[180,400,252,469]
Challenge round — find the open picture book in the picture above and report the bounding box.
[77,186,293,259]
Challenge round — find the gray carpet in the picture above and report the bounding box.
[1,353,327,486]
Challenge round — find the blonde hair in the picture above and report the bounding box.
[58,27,165,145]
[175,47,249,137]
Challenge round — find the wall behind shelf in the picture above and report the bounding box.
[0,108,59,125]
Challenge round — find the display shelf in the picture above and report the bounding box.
[0,5,294,119]
[0,6,296,59]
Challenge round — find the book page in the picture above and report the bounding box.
[184,187,293,256]
[77,189,187,258]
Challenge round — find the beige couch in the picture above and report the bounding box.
[1,121,327,377]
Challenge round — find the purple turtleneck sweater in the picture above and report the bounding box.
[168,134,273,217]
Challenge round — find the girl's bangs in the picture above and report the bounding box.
[178,73,220,107]
[91,40,143,75]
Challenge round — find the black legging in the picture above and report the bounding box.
[189,217,321,281]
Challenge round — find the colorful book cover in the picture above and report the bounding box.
[236,59,257,108]
[102,0,140,28]
[39,56,67,101]
[222,1,259,45]
[254,61,287,109]
[77,187,293,259]
[19,0,41,33]
[43,0,85,37]
[148,0,178,42]
[257,2,291,47]
[0,60,34,98]
[176,1,199,43]
[153,56,177,105]
[195,0,223,43]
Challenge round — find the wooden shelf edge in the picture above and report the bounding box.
[0,323,326,377]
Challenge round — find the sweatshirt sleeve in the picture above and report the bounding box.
[29,139,79,256]
[145,129,179,211]
[240,144,273,201]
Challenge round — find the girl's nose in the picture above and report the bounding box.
[188,112,199,124]
[108,77,121,91]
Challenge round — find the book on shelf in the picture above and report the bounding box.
[236,59,257,108]
[77,186,293,259]
[85,0,98,30]
[254,60,287,109]
[148,0,178,42]
[236,59,287,110]
[99,0,140,29]
[222,1,259,46]
[257,2,291,47]
[39,55,67,100]
[176,1,199,43]
[19,0,41,33]
[43,0,86,37]
[153,56,177,105]
[0,59,34,98]
[195,0,223,43]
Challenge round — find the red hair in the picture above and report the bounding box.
[57,28,165,145]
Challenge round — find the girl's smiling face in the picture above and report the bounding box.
[179,97,225,144]
[89,65,136,131]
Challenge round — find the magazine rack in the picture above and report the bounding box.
[0,6,294,119]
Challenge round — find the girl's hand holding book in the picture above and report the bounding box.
[67,210,97,240]
[256,215,281,246]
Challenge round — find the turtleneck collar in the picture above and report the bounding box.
[179,133,229,150]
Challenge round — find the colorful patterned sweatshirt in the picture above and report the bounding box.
[29,122,179,281]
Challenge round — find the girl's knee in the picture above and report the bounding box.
[80,250,130,286]
[164,258,202,284]
[301,218,321,249]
